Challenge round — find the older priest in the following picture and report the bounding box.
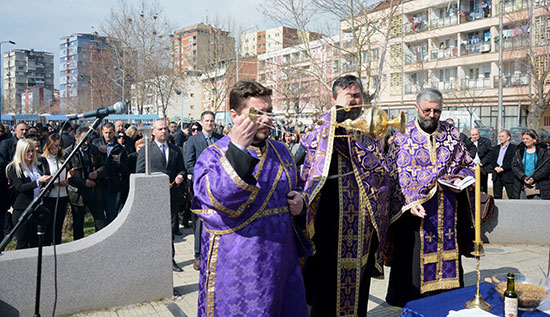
[192,80,309,317]
[386,88,475,307]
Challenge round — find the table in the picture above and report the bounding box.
[402,283,549,316]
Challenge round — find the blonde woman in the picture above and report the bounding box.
[6,139,51,249]
[40,134,69,245]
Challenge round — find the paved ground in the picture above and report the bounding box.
[71,223,550,317]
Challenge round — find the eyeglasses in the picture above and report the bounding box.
[117,135,125,139]
[191,128,199,132]
[418,105,442,116]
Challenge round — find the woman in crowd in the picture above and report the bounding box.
[6,139,52,249]
[283,130,295,152]
[40,134,69,245]
[512,129,550,199]
[125,125,140,142]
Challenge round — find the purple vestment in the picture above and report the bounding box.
[390,119,475,293]
[300,108,401,316]
[192,136,308,317]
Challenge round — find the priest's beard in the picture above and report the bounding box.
[417,115,438,134]
[251,125,270,147]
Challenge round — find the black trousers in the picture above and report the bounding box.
[12,208,39,250]
[493,176,516,199]
[43,196,69,246]
[71,199,106,240]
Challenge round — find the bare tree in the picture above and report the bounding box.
[524,1,550,130]
[260,0,402,104]
[188,18,237,113]
[100,0,177,118]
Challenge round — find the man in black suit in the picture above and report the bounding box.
[0,121,28,240]
[136,120,186,272]
[92,122,129,224]
[184,111,222,270]
[470,128,493,193]
[490,129,518,199]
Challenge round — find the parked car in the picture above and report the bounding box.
[478,127,497,145]
[509,127,526,145]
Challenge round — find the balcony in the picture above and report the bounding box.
[459,9,489,24]
[431,16,459,29]
[431,47,458,61]
[461,77,493,89]
[404,19,429,34]
[494,74,529,87]
[433,80,456,91]
[404,52,429,65]
[499,0,530,14]
[496,35,529,50]
[404,83,422,94]
[460,41,491,56]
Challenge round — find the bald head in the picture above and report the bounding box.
[470,128,480,142]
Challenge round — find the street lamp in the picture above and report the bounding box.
[174,88,183,124]
[0,40,16,116]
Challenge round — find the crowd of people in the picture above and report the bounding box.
[1,76,549,315]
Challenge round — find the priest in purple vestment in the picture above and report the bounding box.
[385,88,475,307]
[191,80,310,317]
[300,75,402,316]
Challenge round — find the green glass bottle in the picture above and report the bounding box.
[504,273,518,317]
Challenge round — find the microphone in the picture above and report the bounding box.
[67,102,127,120]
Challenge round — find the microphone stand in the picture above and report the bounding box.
[0,116,106,316]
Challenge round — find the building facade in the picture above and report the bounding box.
[2,49,54,113]
[21,87,54,114]
[342,0,550,132]
[171,23,235,73]
[258,37,337,115]
[241,26,323,57]
[59,33,121,114]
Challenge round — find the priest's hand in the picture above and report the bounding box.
[287,191,303,216]
[230,112,258,148]
[410,205,426,218]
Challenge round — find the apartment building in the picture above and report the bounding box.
[2,49,54,113]
[171,23,235,73]
[59,33,120,113]
[200,55,258,116]
[258,37,337,114]
[241,27,323,57]
[342,0,550,131]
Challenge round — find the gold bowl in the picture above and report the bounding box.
[490,273,550,311]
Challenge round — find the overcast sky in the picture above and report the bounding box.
[0,0,276,89]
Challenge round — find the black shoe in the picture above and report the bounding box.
[174,230,183,236]
[172,260,183,272]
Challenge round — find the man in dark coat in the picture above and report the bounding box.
[92,122,129,224]
[184,111,222,270]
[65,126,107,239]
[470,128,493,192]
[136,120,186,272]
[489,129,518,199]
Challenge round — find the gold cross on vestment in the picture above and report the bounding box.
[425,232,436,243]
[445,228,454,240]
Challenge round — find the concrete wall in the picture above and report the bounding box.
[483,199,550,245]
[0,173,173,316]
